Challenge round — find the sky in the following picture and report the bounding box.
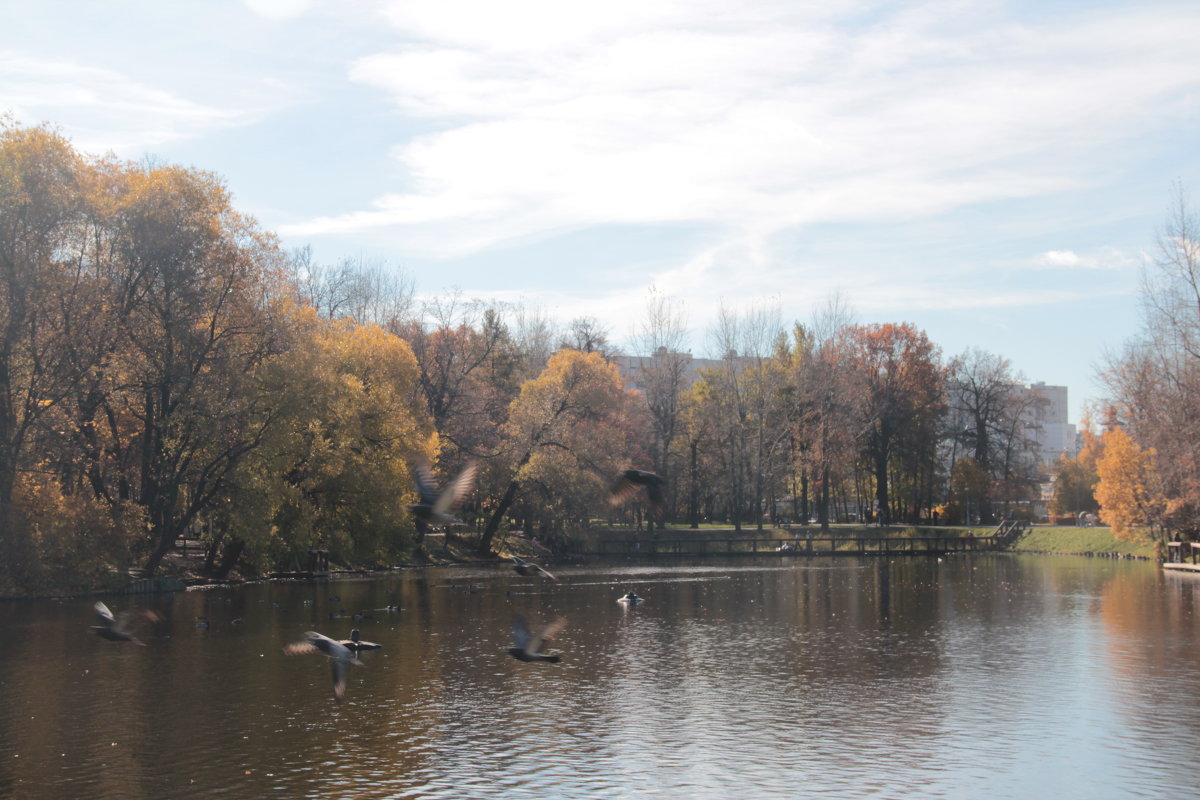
[5,0,1200,423]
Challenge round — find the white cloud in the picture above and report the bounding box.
[0,51,250,153]
[1038,250,1087,267]
[1034,247,1137,270]
[243,0,317,21]
[283,0,1200,267]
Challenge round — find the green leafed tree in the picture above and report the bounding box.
[1049,454,1099,517]
[948,456,989,525]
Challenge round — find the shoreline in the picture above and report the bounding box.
[1,523,1159,601]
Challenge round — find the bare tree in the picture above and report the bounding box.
[1104,185,1200,536]
[561,315,613,357]
[509,302,559,380]
[703,300,785,530]
[628,289,690,524]
[290,248,415,327]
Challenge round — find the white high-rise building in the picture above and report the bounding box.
[1024,382,1078,472]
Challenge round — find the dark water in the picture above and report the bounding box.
[2,554,1199,799]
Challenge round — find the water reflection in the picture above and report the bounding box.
[1,555,1199,798]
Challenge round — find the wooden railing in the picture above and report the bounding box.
[993,519,1030,541]
[1166,541,1200,564]
[586,535,996,557]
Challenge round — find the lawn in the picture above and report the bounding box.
[1008,525,1155,558]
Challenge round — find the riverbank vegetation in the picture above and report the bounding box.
[0,120,1172,595]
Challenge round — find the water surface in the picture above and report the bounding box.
[2,554,1198,799]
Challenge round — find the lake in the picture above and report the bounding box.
[2,554,1198,799]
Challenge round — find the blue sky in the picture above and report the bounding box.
[5,0,1200,422]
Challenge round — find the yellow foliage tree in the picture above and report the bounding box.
[1095,428,1166,544]
[479,348,632,551]
[215,314,434,574]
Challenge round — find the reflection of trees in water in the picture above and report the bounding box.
[10,561,1200,797]
[1102,572,1200,720]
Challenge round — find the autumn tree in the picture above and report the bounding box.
[0,122,138,588]
[785,323,863,530]
[948,456,989,524]
[214,316,433,574]
[95,162,291,573]
[1049,455,1099,517]
[1103,186,1200,538]
[699,306,749,529]
[677,380,719,527]
[845,323,945,524]
[392,294,524,538]
[479,349,632,552]
[396,296,518,460]
[0,123,86,574]
[1095,427,1166,543]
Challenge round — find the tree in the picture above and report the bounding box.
[479,349,631,552]
[845,323,945,524]
[946,349,1012,470]
[1095,427,1166,543]
[561,315,613,357]
[629,289,690,522]
[100,161,290,573]
[0,122,95,581]
[1049,454,1099,517]
[948,456,989,524]
[1103,185,1200,538]
[216,316,433,574]
[786,324,863,530]
[290,247,415,327]
[396,295,518,460]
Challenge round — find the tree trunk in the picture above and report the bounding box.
[689,440,699,529]
[874,449,889,526]
[818,465,831,531]
[210,538,245,580]
[480,479,521,553]
[143,516,179,574]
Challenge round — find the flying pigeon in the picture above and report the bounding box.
[410,459,479,531]
[508,615,567,663]
[284,631,364,702]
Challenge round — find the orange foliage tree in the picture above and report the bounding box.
[844,322,945,524]
[1095,427,1166,543]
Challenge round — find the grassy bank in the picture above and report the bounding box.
[1009,525,1155,559]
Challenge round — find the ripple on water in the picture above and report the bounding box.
[3,557,1200,799]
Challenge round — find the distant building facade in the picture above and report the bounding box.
[612,351,724,392]
[1023,382,1078,474]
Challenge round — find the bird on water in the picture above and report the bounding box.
[284,631,364,702]
[508,615,567,663]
